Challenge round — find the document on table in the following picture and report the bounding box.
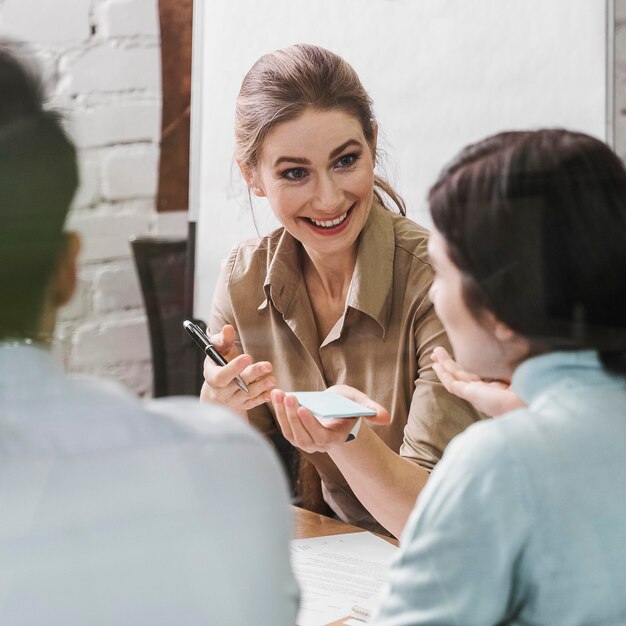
[291,532,398,626]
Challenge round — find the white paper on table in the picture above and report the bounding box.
[291,532,398,626]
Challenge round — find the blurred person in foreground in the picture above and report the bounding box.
[0,42,297,626]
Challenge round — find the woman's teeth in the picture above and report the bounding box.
[308,211,348,228]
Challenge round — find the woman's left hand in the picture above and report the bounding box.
[270,386,390,454]
[431,346,526,416]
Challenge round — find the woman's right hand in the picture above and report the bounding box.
[200,324,276,417]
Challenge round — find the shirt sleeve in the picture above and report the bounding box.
[208,247,276,435]
[400,293,484,470]
[374,421,534,626]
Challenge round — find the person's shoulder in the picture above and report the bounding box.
[226,228,284,267]
[145,396,272,453]
[58,376,272,458]
[145,398,291,502]
[384,209,432,268]
[221,227,285,285]
[415,411,536,526]
[434,410,530,484]
[372,208,433,289]
[17,374,198,456]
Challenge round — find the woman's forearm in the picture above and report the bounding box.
[329,423,428,539]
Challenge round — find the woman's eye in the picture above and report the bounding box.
[283,167,308,181]
[336,153,359,169]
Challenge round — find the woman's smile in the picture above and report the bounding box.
[301,205,354,235]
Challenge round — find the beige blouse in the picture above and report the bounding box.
[210,202,483,530]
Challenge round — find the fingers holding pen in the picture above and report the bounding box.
[209,324,240,360]
[201,354,276,411]
[240,360,277,406]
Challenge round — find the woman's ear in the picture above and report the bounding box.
[482,311,521,347]
[493,319,517,343]
[51,231,81,308]
[237,160,266,197]
[494,319,532,363]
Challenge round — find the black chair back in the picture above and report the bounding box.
[130,236,204,397]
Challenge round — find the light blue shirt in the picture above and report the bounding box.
[374,351,626,625]
[0,343,298,625]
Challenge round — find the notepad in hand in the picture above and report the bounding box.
[290,392,377,419]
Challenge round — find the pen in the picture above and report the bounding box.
[183,320,250,394]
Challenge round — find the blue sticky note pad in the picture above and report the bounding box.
[290,392,377,419]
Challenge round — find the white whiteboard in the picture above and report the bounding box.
[191,0,609,319]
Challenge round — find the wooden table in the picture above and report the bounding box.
[292,507,398,625]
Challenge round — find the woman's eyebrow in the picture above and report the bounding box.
[273,155,309,167]
[329,139,362,159]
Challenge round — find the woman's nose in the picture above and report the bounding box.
[311,173,342,213]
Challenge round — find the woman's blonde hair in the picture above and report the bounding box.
[235,43,406,215]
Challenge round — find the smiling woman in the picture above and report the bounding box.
[199,44,482,535]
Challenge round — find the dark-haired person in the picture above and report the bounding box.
[0,42,297,625]
[369,129,626,624]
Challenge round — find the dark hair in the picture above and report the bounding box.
[429,129,626,376]
[0,41,78,339]
[235,43,405,215]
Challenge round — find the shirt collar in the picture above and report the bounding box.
[260,228,302,315]
[260,201,395,332]
[0,341,62,385]
[345,201,395,333]
[511,350,617,406]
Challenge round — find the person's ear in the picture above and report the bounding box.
[494,318,532,361]
[51,231,81,308]
[237,160,266,197]
[493,319,516,343]
[478,310,517,345]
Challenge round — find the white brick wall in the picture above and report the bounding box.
[0,0,186,397]
[72,317,151,368]
[1,0,92,44]
[102,145,160,199]
[93,263,144,313]
[67,210,152,262]
[96,0,160,38]
[59,45,161,94]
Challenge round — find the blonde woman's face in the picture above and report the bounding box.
[248,108,376,260]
